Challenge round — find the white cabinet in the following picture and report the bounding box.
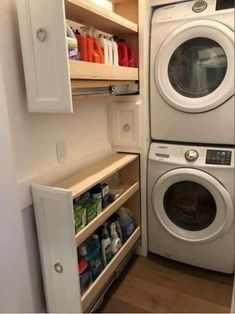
[32,153,141,313]
[33,187,81,312]
[17,0,139,113]
[17,0,73,113]
[110,100,142,148]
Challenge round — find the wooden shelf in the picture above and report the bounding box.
[81,226,141,312]
[56,153,138,198]
[69,60,138,81]
[65,0,138,34]
[75,182,139,246]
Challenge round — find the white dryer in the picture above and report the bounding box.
[150,0,235,144]
[148,142,234,273]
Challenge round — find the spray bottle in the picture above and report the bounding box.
[110,222,122,254]
[101,223,113,267]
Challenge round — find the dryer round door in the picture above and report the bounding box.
[152,168,234,243]
[154,20,234,113]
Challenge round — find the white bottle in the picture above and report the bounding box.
[98,34,109,65]
[101,224,113,267]
[110,222,122,254]
[105,36,113,65]
[110,37,118,66]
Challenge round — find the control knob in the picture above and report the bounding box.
[185,149,199,162]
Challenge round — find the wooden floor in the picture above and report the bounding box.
[98,253,234,313]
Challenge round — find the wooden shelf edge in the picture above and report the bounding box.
[81,226,141,312]
[56,153,138,198]
[75,182,139,246]
[69,60,138,81]
[65,0,138,34]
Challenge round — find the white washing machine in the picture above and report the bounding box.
[148,142,234,273]
[150,0,235,145]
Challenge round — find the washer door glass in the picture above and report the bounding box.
[163,181,217,231]
[152,168,234,242]
[154,20,234,113]
[168,38,227,98]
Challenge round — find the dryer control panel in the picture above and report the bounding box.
[206,150,232,165]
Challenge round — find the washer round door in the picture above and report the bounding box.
[154,20,234,113]
[152,168,234,243]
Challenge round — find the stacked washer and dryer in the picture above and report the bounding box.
[148,0,234,273]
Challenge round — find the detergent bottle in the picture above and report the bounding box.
[117,39,128,66]
[77,27,88,61]
[117,207,136,242]
[105,36,113,65]
[86,27,94,62]
[127,44,135,67]
[98,34,109,65]
[110,37,118,66]
[92,29,104,64]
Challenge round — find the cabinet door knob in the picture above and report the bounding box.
[123,124,130,132]
[36,28,47,42]
[54,262,63,273]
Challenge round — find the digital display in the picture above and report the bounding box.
[206,150,232,165]
[216,0,234,10]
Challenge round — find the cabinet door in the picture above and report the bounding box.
[110,100,142,148]
[17,0,73,113]
[32,185,81,313]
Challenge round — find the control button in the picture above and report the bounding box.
[192,0,208,13]
[185,149,199,162]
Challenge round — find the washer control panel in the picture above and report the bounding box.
[206,150,232,165]
[185,149,199,162]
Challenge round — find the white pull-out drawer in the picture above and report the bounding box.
[17,0,73,113]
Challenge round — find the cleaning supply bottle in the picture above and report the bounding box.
[74,30,81,60]
[117,207,136,242]
[127,44,135,67]
[78,254,92,295]
[77,27,88,61]
[93,29,104,64]
[110,222,122,254]
[109,213,123,243]
[110,37,118,66]
[86,27,94,62]
[87,27,100,63]
[98,34,109,65]
[79,234,103,281]
[105,36,113,65]
[117,39,129,66]
[101,224,113,267]
[66,25,78,60]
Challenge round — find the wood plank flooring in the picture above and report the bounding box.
[98,253,234,313]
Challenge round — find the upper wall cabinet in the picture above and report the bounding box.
[17,0,139,113]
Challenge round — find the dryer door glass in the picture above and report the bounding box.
[163,181,217,231]
[168,38,227,98]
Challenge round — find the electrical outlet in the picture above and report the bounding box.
[56,140,67,163]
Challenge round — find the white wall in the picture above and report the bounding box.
[0,0,112,311]
[0,64,40,312]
